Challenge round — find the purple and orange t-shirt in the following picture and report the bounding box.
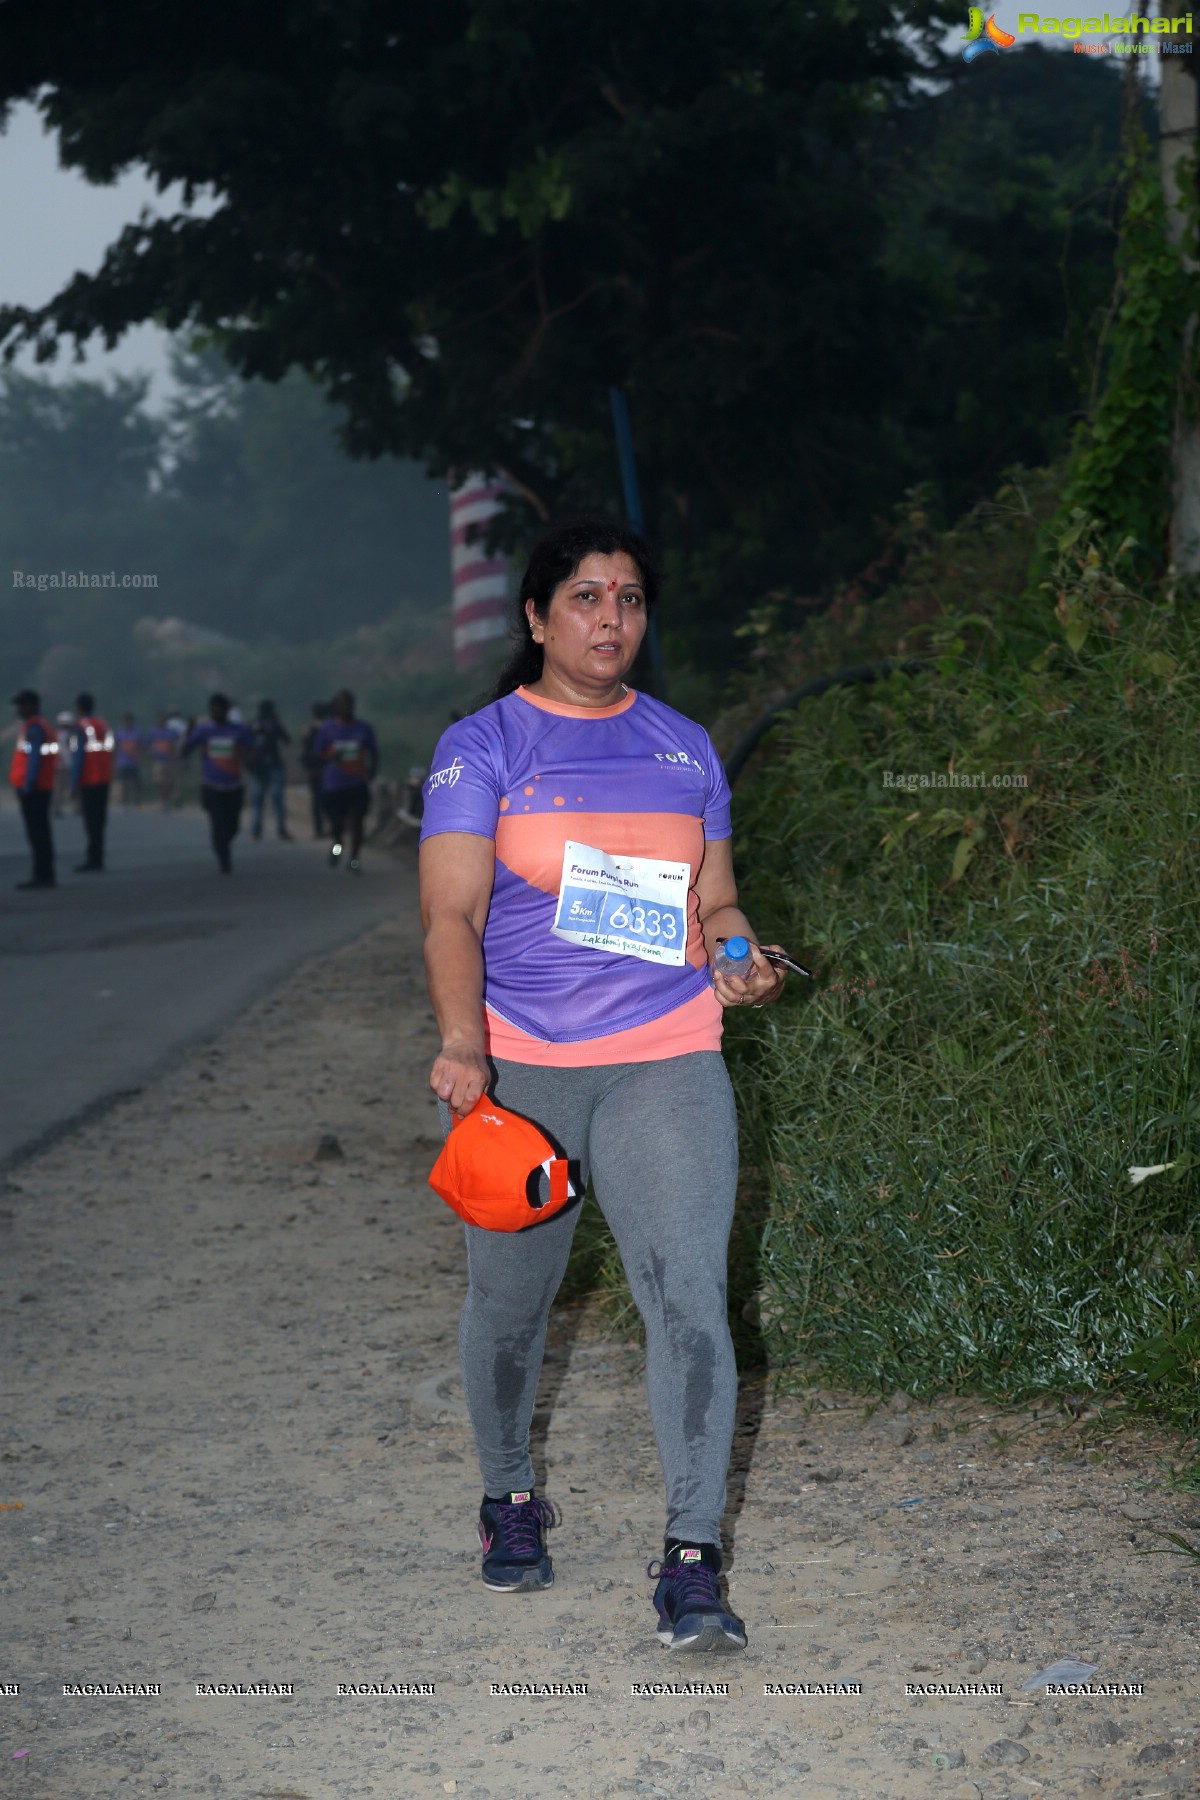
[184,719,256,790]
[419,686,732,1065]
[316,717,377,791]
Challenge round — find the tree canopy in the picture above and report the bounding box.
[0,2,1130,669]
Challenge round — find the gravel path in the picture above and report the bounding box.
[3,872,1198,1800]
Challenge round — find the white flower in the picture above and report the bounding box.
[1128,1162,1175,1186]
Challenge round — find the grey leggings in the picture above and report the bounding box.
[445,1051,739,1546]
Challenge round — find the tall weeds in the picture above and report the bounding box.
[723,524,1200,1423]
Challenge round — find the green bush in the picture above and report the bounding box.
[724,526,1200,1424]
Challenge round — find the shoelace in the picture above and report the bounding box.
[492,1496,559,1557]
[646,1557,721,1612]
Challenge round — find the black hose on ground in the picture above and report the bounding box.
[723,657,930,787]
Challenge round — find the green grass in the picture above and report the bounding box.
[721,535,1200,1430]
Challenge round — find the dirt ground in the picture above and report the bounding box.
[3,851,1199,1800]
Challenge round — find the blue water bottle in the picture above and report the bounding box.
[714,935,754,978]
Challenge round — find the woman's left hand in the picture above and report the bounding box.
[712,941,787,1010]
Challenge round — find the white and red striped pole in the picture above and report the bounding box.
[450,473,511,668]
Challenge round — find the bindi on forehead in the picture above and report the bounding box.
[607,579,619,593]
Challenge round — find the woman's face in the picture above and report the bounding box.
[525,551,648,704]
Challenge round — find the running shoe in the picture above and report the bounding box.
[478,1491,559,1592]
[648,1543,747,1652]
[328,842,343,867]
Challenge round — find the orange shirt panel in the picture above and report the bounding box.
[484,984,723,1066]
[494,809,710,971]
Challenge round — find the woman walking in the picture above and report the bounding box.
[418,517,784,1653]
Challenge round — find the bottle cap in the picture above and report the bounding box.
[723,935,750,959]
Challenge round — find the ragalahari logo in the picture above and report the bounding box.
[962,6,1018,56]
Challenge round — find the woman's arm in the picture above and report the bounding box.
[694,835,785,1009]
[419,831,497,1114]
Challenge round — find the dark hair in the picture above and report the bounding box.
[490,515,658,702]
[209,692,229,712]
[76,691,95,713]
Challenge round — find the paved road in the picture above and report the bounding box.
[0,797,418,1167]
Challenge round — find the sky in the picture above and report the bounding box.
[0,100,191,406]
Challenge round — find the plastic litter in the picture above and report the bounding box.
[930,1748,966,1770]
[896,1496,926,1507]
[1022,1657,1099,1691]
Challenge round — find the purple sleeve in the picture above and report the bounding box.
[418,716,502,842]
[702,731,733,839]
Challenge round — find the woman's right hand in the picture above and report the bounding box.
[429,1040,491,1118]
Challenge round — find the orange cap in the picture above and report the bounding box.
[429,1095,578,1231]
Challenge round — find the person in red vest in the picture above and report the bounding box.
[70,692,116,873]
[9,687,58,889]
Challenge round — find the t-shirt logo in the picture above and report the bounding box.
[426,757,464,792]
[654,750,705,774]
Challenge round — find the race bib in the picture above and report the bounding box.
[208,734,240,772]
[552,840,689,966]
